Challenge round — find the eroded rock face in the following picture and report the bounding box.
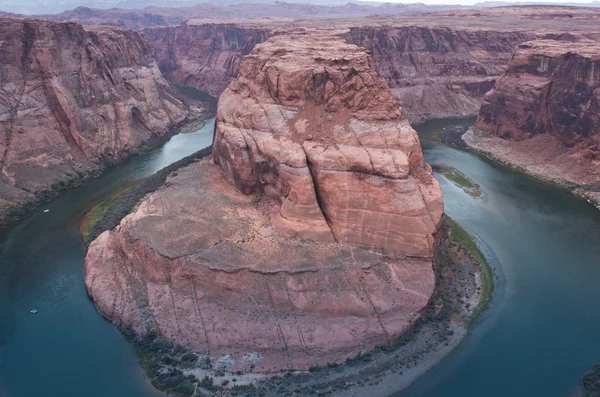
[143,23,537,122]
[346,26,536,122]
[145,24,270,96]
[0,18,200,227]
[467,39,600,206]
[85,30,442,372]
[85,160,437,371]
[476,39,600,149]
[213,30,443,256]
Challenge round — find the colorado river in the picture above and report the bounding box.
[0,121,214,397]
[396,119,600,397]
[1,118,600,397]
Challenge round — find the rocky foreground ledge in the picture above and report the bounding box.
[85,29,443,380]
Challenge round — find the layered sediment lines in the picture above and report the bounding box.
[346,26,536,121]
[0,18,201,227]
[145,24,270,96]
[85,30,443,372]
[213,30,443,256]
[465,39,600,206]
[145,22,535,122]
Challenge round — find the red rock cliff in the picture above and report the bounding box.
[466,39,600,206]
[144,22,535,122]
[144,24,270,96]
[85,30,442,372]
[213,30,443,256]
[0,18,199,227]
[476,39,600,147]
[346,26,536,121]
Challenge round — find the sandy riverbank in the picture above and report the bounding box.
[462,128,600,210]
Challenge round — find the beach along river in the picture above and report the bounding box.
[1,117,599,397]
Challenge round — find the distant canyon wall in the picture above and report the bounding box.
[465,39,600,207]
[346,26,536,122]
[144,24,270,96]
[0,18,201,228]
[146,23,536,122]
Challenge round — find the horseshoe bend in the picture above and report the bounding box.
[84,30,445,373]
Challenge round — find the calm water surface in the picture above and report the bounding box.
[0,120,214,397]
[1,117,599,397]
[396,119,600,397]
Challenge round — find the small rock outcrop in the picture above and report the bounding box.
[465,39,600,207]
[85,30,443,372]
[0,18,202,228]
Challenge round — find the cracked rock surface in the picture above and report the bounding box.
[214,30,443,257]
[85,30,443,372]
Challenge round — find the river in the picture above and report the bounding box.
[0,121,214,397]
[1,118,599,397]
[396,119,600,397]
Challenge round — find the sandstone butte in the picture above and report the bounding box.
[85,30,444,372]
[0,18,203,228]
[464,39,600,206]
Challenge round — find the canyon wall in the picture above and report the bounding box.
[144,24,270,96]
[346,26,536,121]
[145,23,534,122]
[0,18,201,228]
[465,39,600,206]
[85,30,443,372]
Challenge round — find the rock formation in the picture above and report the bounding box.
[213,30,443,256]
[475,39,600,146]
[465,39,600,207]
[346,26,536,122]
[144,22,535,122]
[85,30,443,372]
[0,18,203,228]
[145,24,269,96]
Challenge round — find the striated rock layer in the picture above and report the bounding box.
[145,24,270,96]
[0,18,202,228]
[213,30,444,256]
[146,23,535,122]
[466,39,600,207]
[85,31,443,372]
[346,26,536,122]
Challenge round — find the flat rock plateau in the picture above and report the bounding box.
[85,30,444,373]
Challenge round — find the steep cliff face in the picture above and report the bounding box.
[475,39,600,147]
[213,30,444,256]
[85,31,442,372]
[466,39,600,206]
[144,24,270,96]
[144,23,535,122]
[0,18,199,227]
[346,26,536,121]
